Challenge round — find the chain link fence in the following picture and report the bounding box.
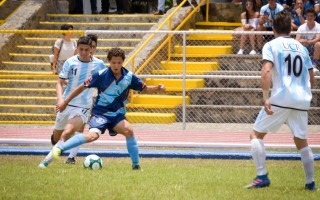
[0,30,319,131]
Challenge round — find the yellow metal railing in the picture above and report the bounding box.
[0,0,7,7]
[123,0,190,71]
[134,0,207,75]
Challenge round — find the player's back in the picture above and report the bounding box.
[263,36,313,110]
[60,55,105,108]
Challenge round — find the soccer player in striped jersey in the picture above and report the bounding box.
[245,10,316,190]
[52,47,166,170]
[38,36,105,168]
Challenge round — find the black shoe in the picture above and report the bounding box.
[65,157,76,164]
[117,10,124,14]
[305,181,316,190]
[109,130,118,137]
[92,10,98,14]
[132,165,143,171]
[154,10,164,15]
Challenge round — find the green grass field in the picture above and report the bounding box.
[0,155,319,199]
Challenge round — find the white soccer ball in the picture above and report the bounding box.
[83,154,103,170]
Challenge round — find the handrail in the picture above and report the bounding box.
[123,0,189,70]
[0,0,7,7]
[134,0,207,75]
[0,30,85,35]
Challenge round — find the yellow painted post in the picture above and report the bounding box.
[167,17,172,62]
[206,0,209,22]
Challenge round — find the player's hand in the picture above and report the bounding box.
[157,84,166,93]
[56,99,67,113]
[264,99,273,115]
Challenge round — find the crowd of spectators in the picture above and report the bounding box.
[238,0,320,67]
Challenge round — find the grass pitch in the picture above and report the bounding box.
[0,155,319,199]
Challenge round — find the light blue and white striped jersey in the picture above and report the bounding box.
[262,36,313,111]
[260,3,284,28]
[59,55,105,109]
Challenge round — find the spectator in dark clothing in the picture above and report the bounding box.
[101,0,125,14]
[75,0,98,14]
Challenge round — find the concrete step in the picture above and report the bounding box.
[46,14,162,23]
[7,53,108,63]
[189,88,320,107]
[38,21,155,30]
[13,45,133,54]
[0,79,56,88]
[0,71,53,76]
[144,78,205,91]
[0,88,55,96]
[161,61,219,71]
[176,105,320,124]
[152,70,212,75]
[187,31,233,41]
[131,94,190,106]
[22,37,140,47]
[195,22,242,30]
[125,112,176,124]
[174,45,233,55]
[0,112,56,121]
[0,104,55,114]
[218,55,262,70]
[0,96,55,105]
[1,61,51,71]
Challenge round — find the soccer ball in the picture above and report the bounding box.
[83,154,103,170]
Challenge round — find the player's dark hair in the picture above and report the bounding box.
[273,10,291,35]
[77,36,92,47]
[87,34,98,46]
[61,24,73,30]
[305,7,316,16]
[107,47,125,61]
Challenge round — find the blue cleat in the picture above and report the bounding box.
[52,146,62,160]
[305,181,316,191]
[245,173,270,189]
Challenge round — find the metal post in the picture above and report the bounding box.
[182,32,186,130]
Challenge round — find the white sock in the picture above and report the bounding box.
[251,138,267,176]
[68,132,81,158]
[43,140,64,163]
[43,151,53,163]
[299,146,314,184]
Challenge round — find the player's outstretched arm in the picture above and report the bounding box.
[56,84,87,112]
[261,60,273,115]
[142,84,166,94]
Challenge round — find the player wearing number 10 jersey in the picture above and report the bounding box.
[245,10,316,190]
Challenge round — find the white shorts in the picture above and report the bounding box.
[253,106,308,139]
[54,106,91,130]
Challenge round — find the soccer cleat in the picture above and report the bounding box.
[52,146,63,159]
[65,157,76,164]
[109,130,118,137]
[245,174,270,189]
[132,165,143,171]
[38,160,49,168]
[305,181,316,191]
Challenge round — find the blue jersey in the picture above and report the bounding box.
[262,36,313,110]
[85,67,146,117]
[59,55,106,108]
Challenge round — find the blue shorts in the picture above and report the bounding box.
[89,114,125,135]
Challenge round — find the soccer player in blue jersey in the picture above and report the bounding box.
[245,10,316,190]
[38,36,106,168]
[52,47,166,170]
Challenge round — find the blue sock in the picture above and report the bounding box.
[58,134,87,151]
[126,136,139,166]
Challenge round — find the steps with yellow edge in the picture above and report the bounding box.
[187,30,233,41]
[161,61,219,71]
[128,94,190,108]
[174,45,232,55]
[125,112,176,124]
[144,78,205,92]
